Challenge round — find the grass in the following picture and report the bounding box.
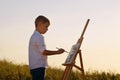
[0,59,120,80]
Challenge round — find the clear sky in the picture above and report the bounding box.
[0,0,120,73]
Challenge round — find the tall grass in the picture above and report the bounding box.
[0,59,120,80]
[0,59,31,80]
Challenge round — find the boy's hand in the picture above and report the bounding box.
[57,49,65,54]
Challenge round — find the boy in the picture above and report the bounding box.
[29,15,65,80]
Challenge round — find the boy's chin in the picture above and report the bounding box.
[41,32,47,34]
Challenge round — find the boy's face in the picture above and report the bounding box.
[36,22,50,34]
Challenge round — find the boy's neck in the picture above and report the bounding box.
[35,30,42,34]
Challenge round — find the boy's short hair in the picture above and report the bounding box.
[35,15,50,28]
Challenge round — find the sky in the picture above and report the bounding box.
[0,0,120,73]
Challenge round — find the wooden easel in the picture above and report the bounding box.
[61,19,90,80]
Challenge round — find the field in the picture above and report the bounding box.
[0,59,120,80]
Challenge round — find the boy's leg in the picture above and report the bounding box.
[30,67,45,80]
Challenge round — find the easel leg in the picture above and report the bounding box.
[61,50,86,80]
[79,50,86,80]
[62,66,72,80]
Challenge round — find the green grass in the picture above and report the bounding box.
[0,59,120,80]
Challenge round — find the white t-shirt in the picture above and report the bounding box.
[29,31,47,69]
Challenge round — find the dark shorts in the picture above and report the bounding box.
[30,67,45,80]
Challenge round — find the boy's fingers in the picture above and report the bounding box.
[56,47,69,53]
[59,49,64,53]
[57,49,65,54]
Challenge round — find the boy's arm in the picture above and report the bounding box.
[42,49,65,55]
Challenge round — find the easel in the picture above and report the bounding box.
[61,19,90,80]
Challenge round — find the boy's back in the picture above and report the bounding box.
[29,30,47,70]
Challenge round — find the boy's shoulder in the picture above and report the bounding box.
[31,31,43,40]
